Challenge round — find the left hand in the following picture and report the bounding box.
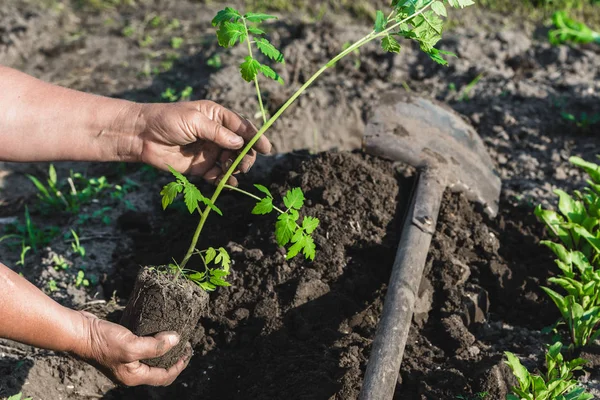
[73,311,191,387]
[133,100,272,186]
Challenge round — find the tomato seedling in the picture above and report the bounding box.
[161,0,475,289]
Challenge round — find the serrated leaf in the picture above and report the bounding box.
[286,234,306,260]
[212,7,242,26]
[205,247,217,264]
[426,47,456,66]
[254,184,272,198]
[183,184,202,214]
[240,56,261,82]
[302,216,319,234]
[447,0,475,8]
[160,182,183,210]
[216,247,231,272]
[255,38,285,63]
[283,188,305,210]
[302,235,316,260]
[168,165,187,184]
[244,13,278,23]
[216,21,247,48]
[382,35,401,53]
[199,281,216,291]
[252,197,274,215]
[258,64,284,84]
[200,196,223,216]
[374,10,386,33]
[276,213,297,246]
[247,26,266,35]
[431,1,447,16]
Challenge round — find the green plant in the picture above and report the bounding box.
[459,73,484,101]
[47,279,58,292]
[456,392,488,399]
[75,270,90,287]
[52,254,70,271]
[1,207,59,254]
[505,342,592,400]
[171,36,184,49]
[7,393,33,400]
[207,54,223,69]
[160,0,474,288]
[16,241,31,267]
[161,86,194,102]
[561,111,600,130]
[536,156,600,348]
[549,11,600,45]
[28,165,113,213]
[70,230,86,258]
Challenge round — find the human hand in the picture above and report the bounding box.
[74,311,191,386]
[133,100,272,186]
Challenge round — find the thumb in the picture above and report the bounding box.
[126,331,180,362]
[195,112,245,150]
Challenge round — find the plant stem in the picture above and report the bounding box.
[223,184,286,214]
[242,17,267,124]
[179,6,432,270]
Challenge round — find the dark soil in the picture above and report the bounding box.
[1,0,600,399]
[120,268,209,368]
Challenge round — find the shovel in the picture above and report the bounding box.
[359,92,501,400]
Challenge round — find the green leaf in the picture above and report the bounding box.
[283,188,305,210]
[48,164,58,186]
[431,1,447,16]
[505,352,531,391]
[302,216,319,234]
[247,26,266,35]
[215,247,231,272]
[447,0,475,8]
[374,10,387,33]
[183,183,202,214]
[200,196,223,216]
[286,233,306,260]
[535,205,573,248]
[254,184,272,198]
[167,165,188,184]
[160,182,183,210]
[382,35,401,53]
[240,56,261,82]
[28,175,50,199]
[252,197,274,215]
[570,156,600,184]
[573,225,600,254]
[276,213,297,246]
[205,247,217,264]
[258,64,284,84]
[302,235,316,260]
[244,13,278,23]
[212,7,242,26]
[426,48,456,66]
[555,189,585,224]
[255,38,285,63]
[216,21,247,48]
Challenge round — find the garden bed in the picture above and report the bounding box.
[1,0,600,399]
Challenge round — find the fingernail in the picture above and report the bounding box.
[229,136,243,146]
[225,159,233,170]
[168,334,180,346]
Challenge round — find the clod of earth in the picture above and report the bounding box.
[120,267,209,368]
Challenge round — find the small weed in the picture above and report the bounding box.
[7,393,33,400]
[206,53,223,69]
[456,392,488,400]
[16,241,31,267]
[549,11,600,45]
[561,111,600,130]
[47,279,58,292]
[170,36,184,49]
[75,270,90,288]
[1,207,59,254]
[459,73,484,101]
[52,254,70,271]
[505,342,592,400]
[161,86,194,102]
[70,230,86,258]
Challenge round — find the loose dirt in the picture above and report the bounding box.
[0,0,599,399]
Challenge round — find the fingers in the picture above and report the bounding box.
[194,113,245,150]
[200,101,272,155]
[126,331,180,362]
[120,343,192,387]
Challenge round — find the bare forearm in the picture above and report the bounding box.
[0,262,87,354]
[0,65,142,163]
